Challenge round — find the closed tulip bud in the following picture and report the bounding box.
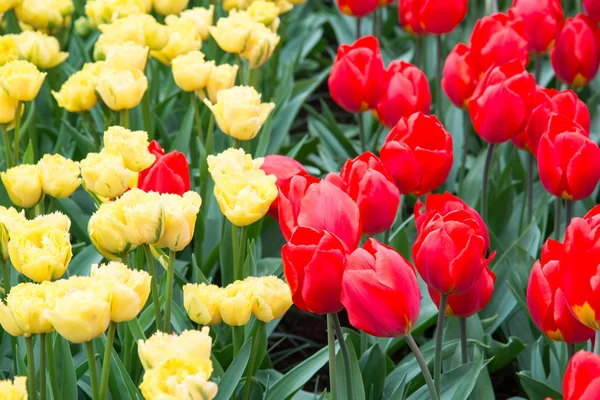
[7,282,54,335]
[342,239,420,337]
[103,126,155,172]
[551,13,600,88]
[327,152,399,235]
[380,112,453,196]
[80,152,134,199]
[0,300,24,337]
[118,189,165,245]
[259,154,308,218]
[183,283,223,325]
[328,35,384,113]
[204,64,239,104]
[245,276,293,322]
[399,0,468,34]
[0,60,46,101]
[14,31,68,69]
[180,6,214,41]
[207,147,264,184]
[0,206,25,260]
[442,43,479,109]
[52,71,97,113]
[470,13,529,73]
[538,115,600,201]
[172,51,215,92]
[510,0,564,54]
[240,23,280,69]
[91,261,151,322]
[282,227,347,314]
[151,17,202,66]
[155,191,202,251]
[0,0,21,13]
[248,1,279,25]
[100,42,148,71]
[337,0,378,17]
[413,210,494,294]
[584,0,600,23]
[96,67,148,111]
[563,351,600,400]
[89,201,137,260]
[138,141,191,195]
[153,0,188,15]
[209,13,253,54]
[219,281,254,326]
[0,85,19,124]
[468,60,536,144]
[1,164,43,208]
[37,154,80,198]
[0,377,27,399]
[430,266,495,317]
[138,327,213,370]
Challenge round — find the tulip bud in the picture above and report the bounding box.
[380,112,453,196]
[510,0,564,54]
[96,67,148,111]
[172,51,215,92]
[259,154,308,218]
[1,164,43,208]
[138,141,191,195]
[155,191,202,251]
[13,31,69,69]
[219,280,254,326]
[0,85,19,125]
[152,17,202,66]
[204,64,239,104]
[584,0,600,23]
[89,201,137,260]
[75,16,92,36]
[7,282,54,335]
[551,13,600,88]
[328,35,384,113]
[103,126,155,172]
[337,0,378,17]
[0,299,24,337]
[140,358,218,400]
[563,351,600,400]
[52,71,98,113]
[0,377,27,399]
[37,154,80,199]
[208,13,253,54]
[282,227,347,315]
[153,0,188,15]
[342,238,421,337]
[0,60,46,102]
[138,327,213,370]
[374,60,431,128]
[399,0,468,35]
[101,42,149,71]
[240,22,280,69]
[183,283,223,325]
[180,6,214,41]
[80,152,134,199]
[442,43,479,109]
[245,276,293,322]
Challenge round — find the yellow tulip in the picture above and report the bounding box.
[140,357,218,400]
[100,41,149,71]
[153,0,188,15]
[151,17,202,66]
[91,261,151,322]
[240,22,280,69]
[0,85,19,124]
[118,189,165,245]
[82,61,106,77]
[247,1,279,25]
[208,13,253,54]
[85,0,148,26]
[15,0,73,31]
[47,282,111,343]
[7,281,54,335]
[172,51,215,92]
[14,31,69,69]
[0,35,20,66]
[207,147,264,184]
[37,153,80,198]
[183,283,223,325]
[96,66,148,111]
[155,191,202,251]
[0,377,27,400]
[80,151,133,198]
[11,212,71,238]
[96,14,168,51]
[0,300,24,337]
[0,60,46,102]
[138,327,213,370]
[0,206,25,260]
[223,0,249,11]
[203,63,238,104]
[204,86,275,141]
[220,281,254,326]
[103,126,155,172]
[1,164,43,208]
[180,6,214,41]
[88,201,137,260]
[52,71,98,113]
[245,276,292,322]
[74,16,92,37]
[0,0,22,13]
[275,0,295,13]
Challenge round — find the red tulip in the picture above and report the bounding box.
[537,115,600,201]
[551,13,600,88]
[412,210,494,295]
[527,239,594,343]
[442,43,479,109]
[468,59,536,144]
[282,227,347,315]
[398,1,424,35]
[429,266,495,317]
[138,140,190,195]
[326,152,399,235]
[414,192,489,252]
[328,36,385,113]
[278,176,362,251]
[470,13,529,73]
[374,60,431,128]
[380,112,453,196]
[510,0,564,54]
[337,0,378,17]
[398,0,468,35]
[584,0,600,23]
[341,238,420,337]
[563,351,600,400]
[260,155,309,219]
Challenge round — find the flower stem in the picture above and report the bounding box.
[357,112,366,152]
[434,294,448,396]
[565,199,573,228]
[459,317,468,364]
[163,250,176,333]
[415,36,423,69]
[144,245,162,331]
[206,114,215,155]
[526,152,534,223]
[40,334,46,400]
[595,331,600,355]
[327,314,338,400]
[436,35,443,120]
[13,101,21,166]
[568,343,576,360]
[119,109,130,129]
[332,313,354,400]
[458,110,470,194]
[85,341,99,400]
[356,17,362,38]
[554,197,562,240]
[84,112,100,151]
[46,335,58,400]
[235,55,246,86]
[242,321,264,400]
[99,321,117,400]
[232,325,244,357]
[231,223,239,281]
[26,336,38,400]
[141,90,153,140]
[405,334,439,400]
[481,143,496,223]
[238,226,248,281]
[1,124,13,168]
[192,93,204,146]
[2,259,10,299]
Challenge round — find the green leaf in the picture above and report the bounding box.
[214,339,253,400]
[57,336,77,400]
[127,318,147,342]
[169,99,195,152]
[517,372,563,400]
[359,343,386,400]
[336,337,365,400]
[486,335,526,373]
[22,140,34,164]
[67,245,103,277]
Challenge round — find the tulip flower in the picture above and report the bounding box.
[0,377,27,398]
[282,227,348,315]
[468,59,536,144]
[180,6,214,40]
[15,0,73,32]
[0,206,25,260]
[219,280,254,326]
[172,51,215,92]
[0,0,20,13]
[470,13,529,73]
[380,112,453,196]
[527,239,594,343]
[155,191,202,252]
[328,35,385,113]
[245,276,293,323]
[85,0,149,26]
[7,282,55,335]
[14,31,69,69]
[100,42,149,71]
[563,351,600,400]
[374,60,431,128]
[442,43,479,109]
[138,141,191,195]
[341,238,421,337]
[247,1,280,26]
[80,152,134,199]
[116,189,165,246]
[95,15,168,52]
[37,154,80,199]
[103,126,156,172]
[327,152,400,235]
[207,147,264,183]
[89,200,137,260]
[537,115,600,201]
[208,13,254,54]
[11,212,71,237]
[337,0,378,17]
[153,0,188,15]
[429,266,495,318]
[0,60,46,102]
[0,299,24,337]
[0,86,19,125]
[510,0,564,54]
[278,176,362,251]
[183,283,223,326]
[204,64,239,104]
[584,0,600,23]
[398,1,424,35]
[399,0,468,35]
[52,71,98,113]
[151,17,202,66]
[551,13,600,88]
[240,22,281,69]
[1,164,43,208]
[259,154,309,218]
[413,210,494,294]
[138,328,213,370]
[140,358,218,400]
[96,67,148,111]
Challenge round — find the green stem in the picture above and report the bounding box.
[233,138,240,149]
[238,226,248,281]
[327,314,338,400]
[46,197,55,214]
[242,322,264,400]
[2,259,10,299]
[248,68,260,90]
[567,343,575,360]
[481,143,496,223]
[332,314,354,400]
[26,336,37,400]
[235,55,246,85]
[1,125,13,168]
[554,197,562,240]
[192,93,204,146]
[434,294,448,396]
[40,334,46,400]
[231,223,240,281]
[163,250,176,333]
[141,90,153,140]
[405,334,439,400]
[526,152,534,223]
[144,245,162,331]
[459,317,468,364]
[436,35,444,119]
[595,331,600,355]
[232,325,244,357]
[99,321,117,400]
[119,109,130,129]
[415,36,423,69]
[84,341,99,400]
[206,114,215,155]
[357,112,366,152]
[84,112,101,151]
[458,110,470,194]
[565,200,573,228]
[360,332,368,355]
[13,101,21,166]
[356,17,361,39]
[46,334,58,400]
